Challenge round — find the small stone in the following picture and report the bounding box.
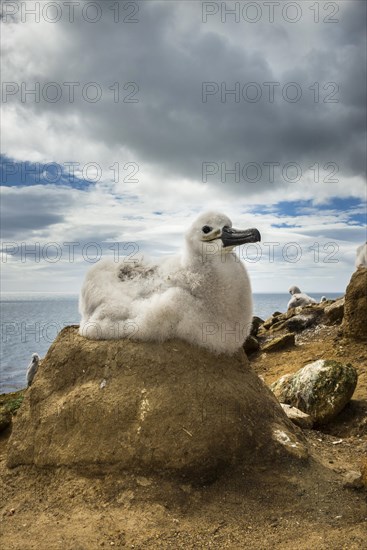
[135,476,152,487]
[280,404,313,429]
[262,333,295,352]
[343,471,363,489]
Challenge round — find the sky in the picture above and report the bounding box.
[1,0,366,294]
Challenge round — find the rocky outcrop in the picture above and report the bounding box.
[7,327,308,482]
[258,305,326,336]
[258,295,348,341]
[342,267,367,341]
[270,360,358,424]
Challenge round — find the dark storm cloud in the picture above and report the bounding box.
[0,187,70,238]
[2,0,366,190]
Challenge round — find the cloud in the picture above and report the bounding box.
[2,0,366,195]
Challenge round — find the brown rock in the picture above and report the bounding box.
[0,409,12,433]
[262,317,275,330]
[0,390,25,433]
[7,327,308,482]
[250,316,264,337]
[285,312,320,332]
[342,267,367,341]
[268,319,288,332]
[324,298,345,324]
[262,333,296,352]
[343,470,363,489]
[280,404,313,429]
[243,335,260,355]
[361,458,367,487]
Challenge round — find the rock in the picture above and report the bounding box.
[287,304,323,317]
[266,318,288,332]
[0,409,12,433]
[0,390,25,433]
[243,335,260,355]
[285,313,319,332]
[270,360,358,424]
[324,298,345,324]
[250,316,264,337]
[342,470,363,489]
[361,459,367,488]
[260,306,324,335]
[7,327,308,482]
[262,333,296,352]
[342,268,367,341]
[270,310,320,332]
[261,312,286,330]
[262,317,275,330]
[280,404,313,429]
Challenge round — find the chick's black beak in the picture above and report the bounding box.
[220,226,261,248]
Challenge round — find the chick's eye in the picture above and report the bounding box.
[202,225,212,234]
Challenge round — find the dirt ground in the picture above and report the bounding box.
[0,324,366,549]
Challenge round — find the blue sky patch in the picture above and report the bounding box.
[252,198,366,227]
[0,154,94,190]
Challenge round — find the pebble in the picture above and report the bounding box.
[280,403,313,429]
[343,471,364,489]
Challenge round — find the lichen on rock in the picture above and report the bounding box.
[0,391,25,433]
[270,360,358,424]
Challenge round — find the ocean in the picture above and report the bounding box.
[0,292,343,394]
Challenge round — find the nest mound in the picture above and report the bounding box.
[7,327,307,483]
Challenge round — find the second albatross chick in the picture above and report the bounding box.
[79,212,261,354]
[287,285,316,310]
